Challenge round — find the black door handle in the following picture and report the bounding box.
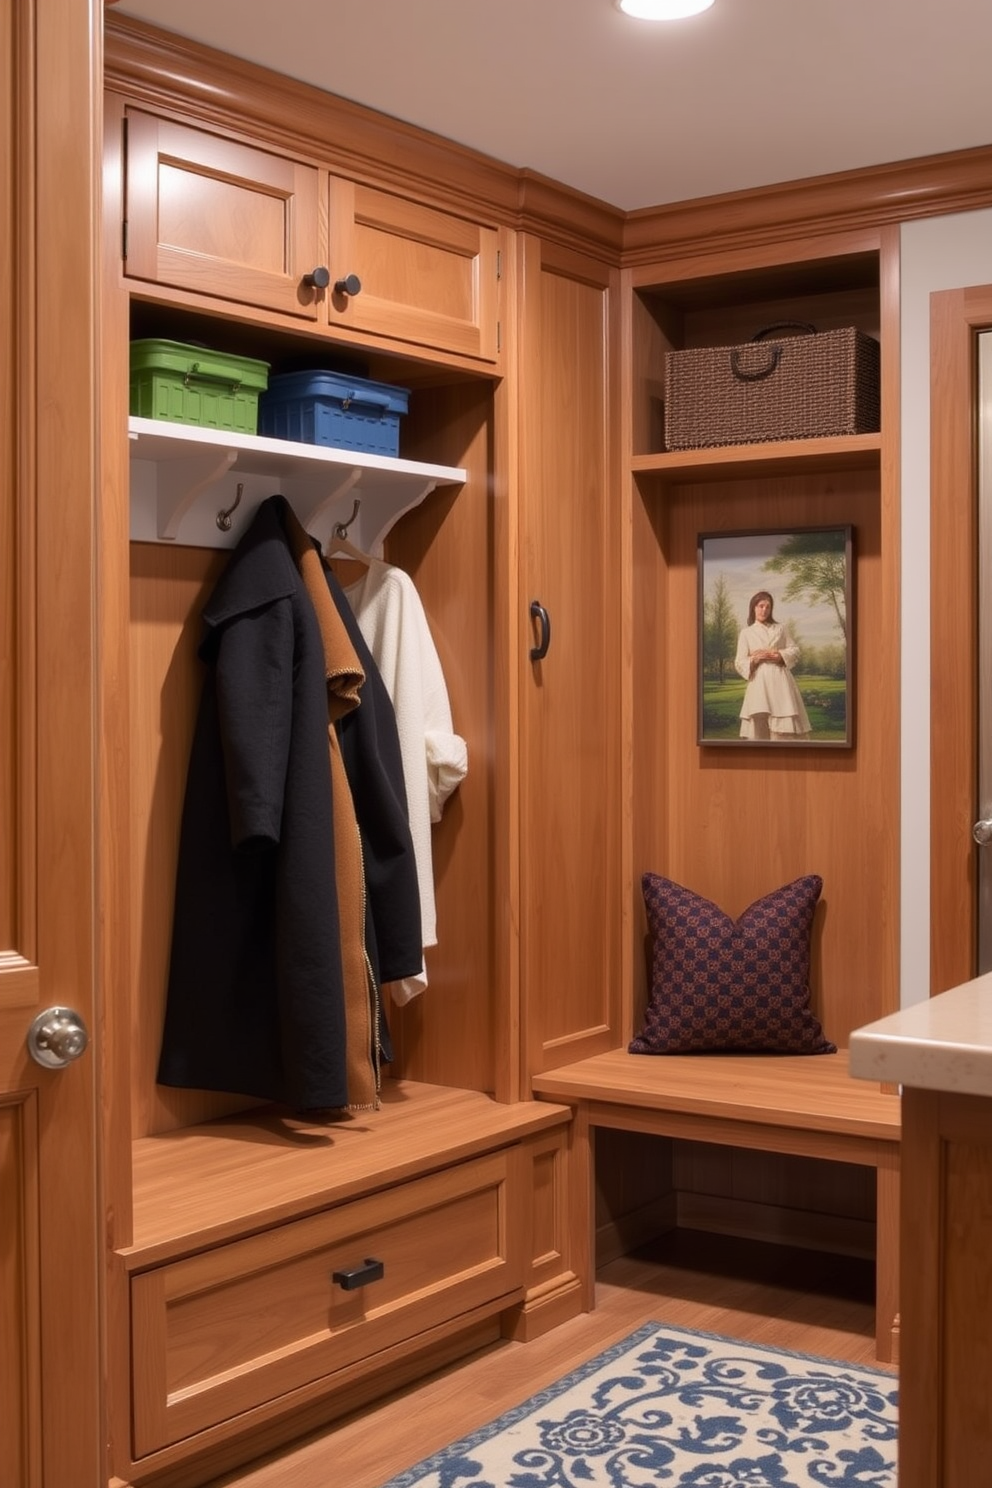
[530,600,551,661]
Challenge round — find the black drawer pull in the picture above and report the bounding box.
[332,1257,385,1291]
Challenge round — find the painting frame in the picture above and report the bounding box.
[697,524,854,749]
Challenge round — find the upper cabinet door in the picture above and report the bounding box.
[327,178,499,362]
[124,110,323,320]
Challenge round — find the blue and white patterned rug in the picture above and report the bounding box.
[380,1322,898,1488]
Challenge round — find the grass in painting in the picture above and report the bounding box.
[701,674,846,742]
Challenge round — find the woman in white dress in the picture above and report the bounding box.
[734,590,811,741]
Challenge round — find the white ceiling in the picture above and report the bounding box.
[112,0,992,213]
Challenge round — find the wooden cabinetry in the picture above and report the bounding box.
[516,236,622,1076]
[623,234,900,1045]
[128,1137,526,1457]
[123,108,499,363]
[898,1086,992,1487]
[102,19,601,1486]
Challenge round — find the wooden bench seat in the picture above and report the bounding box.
[532,1048,901,1362]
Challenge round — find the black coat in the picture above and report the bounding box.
[157,497,421,1109]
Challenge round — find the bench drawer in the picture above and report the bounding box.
[131,1149,521,1456]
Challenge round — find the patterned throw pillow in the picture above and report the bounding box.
[629,873,835,1055]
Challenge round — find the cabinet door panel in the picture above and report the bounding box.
[329,179,498,360]
[518,239,621,1074]
[124,110,321,320]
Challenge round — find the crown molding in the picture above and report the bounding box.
[622,145,992,264]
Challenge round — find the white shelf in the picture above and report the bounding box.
[128,417,466,553]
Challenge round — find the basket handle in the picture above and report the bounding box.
[183,362,243,394]
[730,322,817,383]
[341,389,393,413]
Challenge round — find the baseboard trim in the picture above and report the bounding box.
[502,1272,585,1342]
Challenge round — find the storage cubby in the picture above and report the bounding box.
[622,237,897,1047]
[123,302,500,1146]
[629,250,880,458]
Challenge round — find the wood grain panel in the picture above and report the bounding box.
[638,468,887,1047]
[0,7,13,956]
[0,1096,40,1488]
[518,237,622,1074]
[898,1087,992,1488]
[533,1049,900,1142]
[126,1083,568,1262]
[499,1126,584,1341]
[384,382,501,1094]
[128,542,241,1138]
[929,286,992,994]
[942,1134,992,1481]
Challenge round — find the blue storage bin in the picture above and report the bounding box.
[258,370,411,457]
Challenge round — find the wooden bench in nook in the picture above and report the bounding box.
[532,1048,901,1363]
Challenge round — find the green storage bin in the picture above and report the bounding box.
[129,339,270,434]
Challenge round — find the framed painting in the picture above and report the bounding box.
[698,525,854,747]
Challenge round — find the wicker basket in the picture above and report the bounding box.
[663,322,880,451]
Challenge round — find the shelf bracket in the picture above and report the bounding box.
[155,450,238,541]
[299,468,364,550]
[297,471,444,555]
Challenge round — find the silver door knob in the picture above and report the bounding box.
[974,819,992,846]
[26,1006,89,1068]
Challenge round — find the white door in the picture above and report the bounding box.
[0,2,103,1484]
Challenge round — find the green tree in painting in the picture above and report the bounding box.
[703,573,738,682]
[764,529,848,646]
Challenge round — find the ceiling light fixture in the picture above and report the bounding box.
[615,0,715,17]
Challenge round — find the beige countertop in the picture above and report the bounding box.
[849,972,992,1096]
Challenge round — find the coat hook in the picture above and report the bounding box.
[216,482,244,532]
[334,497,361,539]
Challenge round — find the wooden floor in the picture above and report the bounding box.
[208,1230,890,1488]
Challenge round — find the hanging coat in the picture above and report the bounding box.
[157,498,367,1110]
[343,557,468,1002]
[279,499,424,1069]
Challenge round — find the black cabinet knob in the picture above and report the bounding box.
[303,265,331,289]
[333,273,362,297]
